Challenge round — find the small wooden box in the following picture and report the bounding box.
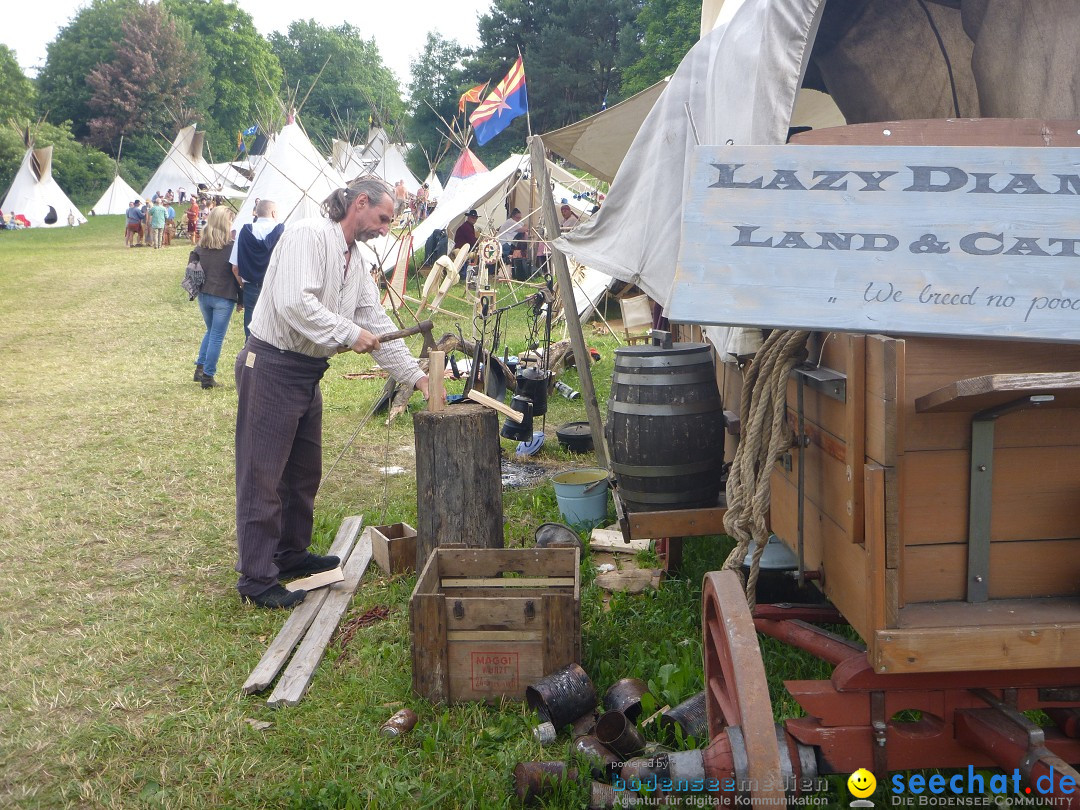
[371,522,417,575]
[410,548,581,704]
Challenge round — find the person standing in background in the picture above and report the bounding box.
[230,199,283,338]
[191,206,240,389]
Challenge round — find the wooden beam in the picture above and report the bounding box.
[241,516,363,694]
[528,135,609,469]
[427,351,445,412]
[466,388,523,422]
[267,530,373,708]
[625,505,728,540]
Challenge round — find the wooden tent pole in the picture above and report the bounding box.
[527,135,609,469]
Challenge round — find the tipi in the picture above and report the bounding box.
[140,126,244,200]
[233,119,347,225]
[1,145,86,227]
[90,173,140,216]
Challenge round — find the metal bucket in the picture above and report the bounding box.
[606,342,724,511]
[660,690,709,740]
[595,710,646,758]
[526,663,597,730]
[602,677,651,723]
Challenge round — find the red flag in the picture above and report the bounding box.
[458,83,489,113]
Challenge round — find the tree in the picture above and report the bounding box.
[85,4,207,149]
[36,0,142,139]
[405,32,469,179]
[269,20,404,150]
[0,46,36,122]
[618,0,699,98]
[162,0,282,158]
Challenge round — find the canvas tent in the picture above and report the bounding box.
[423,171,444,200]
[1,146,86,227]
[140,126,246,201]
[90,173,140,216]
[233,121,347,225]
[556,0,834,354]
[371,143,422,195]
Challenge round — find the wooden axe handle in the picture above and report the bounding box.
[378,320,434,342]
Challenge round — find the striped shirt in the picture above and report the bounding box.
[249,216,424,389]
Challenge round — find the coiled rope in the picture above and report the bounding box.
[722,329,810,608]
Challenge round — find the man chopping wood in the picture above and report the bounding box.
[234,177,430,609]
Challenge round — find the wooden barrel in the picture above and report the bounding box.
[606,342,724,512]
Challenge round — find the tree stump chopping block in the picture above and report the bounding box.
[413,404,503,571]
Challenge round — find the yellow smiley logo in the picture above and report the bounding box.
[848,768,877,798]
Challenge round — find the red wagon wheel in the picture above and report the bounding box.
[702,570,784,800]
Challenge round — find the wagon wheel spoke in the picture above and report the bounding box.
[702,570,784,800]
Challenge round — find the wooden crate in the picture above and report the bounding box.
[371,522,417,575]
[409,548,581,704]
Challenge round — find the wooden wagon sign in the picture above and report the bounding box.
[670,144,1080,342]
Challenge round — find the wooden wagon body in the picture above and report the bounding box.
[770,332,1080,673]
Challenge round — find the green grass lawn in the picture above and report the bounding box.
[0,216,747,809]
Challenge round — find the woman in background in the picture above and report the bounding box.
[191,206,241,389]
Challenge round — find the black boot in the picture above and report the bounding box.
[194,363,204,382]
[201,374,221,389]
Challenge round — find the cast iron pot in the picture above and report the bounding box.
[556,421,593,453]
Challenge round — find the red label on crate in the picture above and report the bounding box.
[470,651,519,692]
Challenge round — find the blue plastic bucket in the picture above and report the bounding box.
[552,468,609,528]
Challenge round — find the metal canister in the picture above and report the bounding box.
[595,710,646,758]
[513,761,577,802]
[526,663,597,730]
[573,734,621,779]
[602,677,652,723]
[659,690,708,740]
[379,708,418,739]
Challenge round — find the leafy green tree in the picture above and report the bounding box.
[36,0,141,140]
[269,20,404,151]
[86,3,207,150]
[162,0,282,157]
[405,32,469,180]
[618,0,699,98]
[0,47,36,123]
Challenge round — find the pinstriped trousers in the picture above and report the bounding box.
[234,337,330,596]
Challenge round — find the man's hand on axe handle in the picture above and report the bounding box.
[350,329,381,354]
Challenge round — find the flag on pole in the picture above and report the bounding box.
[237,130,245,152]
[242,124,258,136]
[458,83,488,112]
[469,57,528,146]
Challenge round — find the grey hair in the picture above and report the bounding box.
[322,176,394,223]
[253,198,277,218]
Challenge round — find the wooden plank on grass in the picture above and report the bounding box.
[267,530,373,708]
[589,528,651,552]
[241,516,363,694]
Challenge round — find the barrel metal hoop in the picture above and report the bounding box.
[612,370,716,387]
[609,399,722,416]
[618,486,721,506]
[614,353,713,369]
[611,458,721,477]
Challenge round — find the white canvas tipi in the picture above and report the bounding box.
[140,126,244,200]
[233,120,347,225]
[90,173,140,216]
[371,143,422,194]
[1,146,87,227]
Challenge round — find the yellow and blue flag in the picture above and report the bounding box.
[469,57,527,146]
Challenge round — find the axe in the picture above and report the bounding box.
[378,319,437,358]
